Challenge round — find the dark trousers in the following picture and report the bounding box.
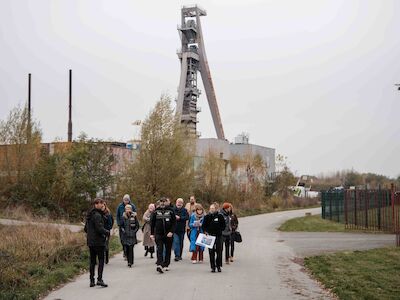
[208,235,223,270]
[223,235,231,260]
[155,235,173,267]
[89,246,105,281]
[119,227,126,256]
[145,246,155,253]
[230,238,235,257]
[105,236,110,263]
[124,245,135,265]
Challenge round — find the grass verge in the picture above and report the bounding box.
[304,247,400,300]
[278,214,346,232]
[0,224,122,300]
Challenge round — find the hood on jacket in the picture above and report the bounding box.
[86,208,102,221]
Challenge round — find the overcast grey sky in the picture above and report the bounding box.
[1,0,399,178]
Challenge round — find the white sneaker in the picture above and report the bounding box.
[163,267,170,272]
[191,260,197,264]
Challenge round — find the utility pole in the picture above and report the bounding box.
[68,69,73,142]
[27,73,31,142]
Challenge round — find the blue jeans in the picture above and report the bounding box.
[173,232,185,258]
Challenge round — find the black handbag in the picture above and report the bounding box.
[232,231,242,243]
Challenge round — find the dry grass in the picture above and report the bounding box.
[0,224,86,299]
[0,205,72,224]
[0,223,122,299]
[1,224,84,263]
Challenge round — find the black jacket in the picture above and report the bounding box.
[231,213,239,232]
[121,212,140,246]
[150,207,176,236]
[220,209,232,236]
[173,206,189,233]
[202,212,225,237]
[84,208,109,247]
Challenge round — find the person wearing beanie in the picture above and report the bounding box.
[220,202,232,264]
[120,205,140,267]
[189,204,205,264]
[84,198,110,287]
[202,203,225,273]
[116,194,136,258]
[150,197,177,274]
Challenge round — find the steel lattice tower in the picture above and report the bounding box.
[176,5,225,140]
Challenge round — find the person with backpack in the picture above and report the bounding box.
[84,198,110,287]
[120,205,139,267]
[150,197,176,274]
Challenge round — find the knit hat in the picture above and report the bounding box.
[123,194,130,202]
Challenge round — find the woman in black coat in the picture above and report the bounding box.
[202,203,225,273]
[102,202,114,264]
[121,205,140,267]
[229,205,239,262]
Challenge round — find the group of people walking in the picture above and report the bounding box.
[84,194,240,287]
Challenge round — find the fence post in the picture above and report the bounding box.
[344,190,348,228]
[365,186,369,229]
[354,189,358,228]
[378,185,381,230]
[392,183,395,233]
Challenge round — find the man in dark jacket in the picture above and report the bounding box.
[84,198,110,287]
[172,198,189,261]
[116,194,136,258]
[202,203,226,273]
[150,197,177,274]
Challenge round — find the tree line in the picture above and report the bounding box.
[0,96,321,221]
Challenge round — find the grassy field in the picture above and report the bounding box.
[278,214,346,232]
[0,224,122,300]
[304,247,400,300]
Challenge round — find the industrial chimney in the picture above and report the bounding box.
[68,69,72,142]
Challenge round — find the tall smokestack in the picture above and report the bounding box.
[27,73,31,142]
[68,69,72,142]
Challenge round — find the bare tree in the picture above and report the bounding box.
[118,95,195,212]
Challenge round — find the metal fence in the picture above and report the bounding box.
[321,185,400,246]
